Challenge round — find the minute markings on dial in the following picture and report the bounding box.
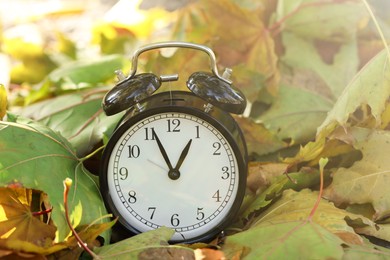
[109,112,239,239]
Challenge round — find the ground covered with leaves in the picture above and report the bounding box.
[1,0,390,259]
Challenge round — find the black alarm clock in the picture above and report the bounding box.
[100,42,248,243]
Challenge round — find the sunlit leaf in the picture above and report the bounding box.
[3,37,57,84]
[102,0,171,39]
[92,23,136,55]
[0,188,56,245]
[0,239,66,258]
[55,31,77,59]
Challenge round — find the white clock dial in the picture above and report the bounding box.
[106,111,240,242]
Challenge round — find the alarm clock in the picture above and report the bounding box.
[100,42,248,243]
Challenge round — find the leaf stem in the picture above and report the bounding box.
[81,145,105,162]
[63,178,101,259]
[32,207,53,216]
[307,158,328,221]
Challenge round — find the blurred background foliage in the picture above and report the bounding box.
[0,0,389,160]
[1,1,390,257]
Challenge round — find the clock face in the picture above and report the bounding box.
[101,107,244,242]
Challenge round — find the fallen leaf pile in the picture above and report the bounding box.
[1,0,390,259]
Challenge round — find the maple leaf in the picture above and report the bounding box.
[233,117,287,157]
[284,47,390,166]
[223,221,345,259]
[0,187,56,246]
[0,118,108,242]
[252,189,375,244]
[324,127,390,221]
[227,188,385,259]
[146,0,279,100]
[274,0,367,42]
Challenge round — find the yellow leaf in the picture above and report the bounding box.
[324,128,390,221]
[253,189,375,245]
[0,188,56,246]
[169,0,279,99]
[102,0,171,39]
[234,116,287,157]
[3,36,56,84]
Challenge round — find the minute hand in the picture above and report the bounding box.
[174,139,192,171]
[153,130,174,171]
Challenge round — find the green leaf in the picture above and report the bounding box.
[20,88,124,157]
[48,54,124,91]
[94,227,193,259]
[223,221,344,259]
[0,117,107,241]
[258,84,333,144]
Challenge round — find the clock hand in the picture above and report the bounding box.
[174,139,192,171]
[153,130,174,171]
[167,139,192,180]
[147,159,166,171]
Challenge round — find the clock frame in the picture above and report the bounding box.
[100,91,247,243]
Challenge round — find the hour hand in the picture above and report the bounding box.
[153,130,174,171]
[174,139,192,171]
